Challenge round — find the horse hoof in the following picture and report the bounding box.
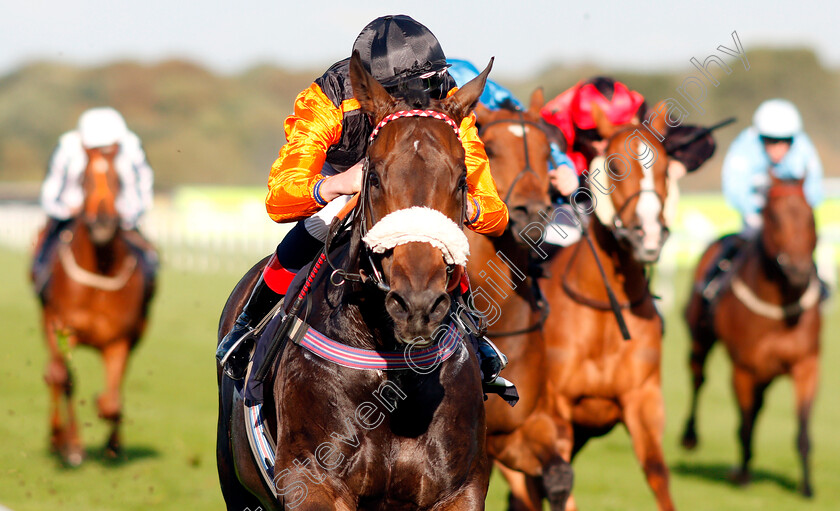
[801,484,814,498]
[680,432,698,450]
[104,445,121,460]
[727,468,750,486]
[64,450,84,468]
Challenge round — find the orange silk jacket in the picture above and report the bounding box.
[265,58,508,237]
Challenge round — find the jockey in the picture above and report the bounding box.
[722,99,823,235]
[702,98,828,302]
[34,107,156,292]
[540,77,717,243]
[217,15,511,393]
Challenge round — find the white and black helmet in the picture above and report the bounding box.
[753,99,802,139]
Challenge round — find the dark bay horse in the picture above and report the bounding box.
[34,144,154,466]
[681,177,821,497]
[465,92,573,510]
[217,53,494,510]
[535,103,676,511]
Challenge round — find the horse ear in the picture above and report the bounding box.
[349,50,396,123]
[648,101,669,138]
[442,57,494,124]
[528,87,545,116]
[591,101,617,139]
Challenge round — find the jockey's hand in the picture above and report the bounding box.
[548,164,579,195]
[466,199,475,222]
[320,160,364,202]
[667,159,687,181]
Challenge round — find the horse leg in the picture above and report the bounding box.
[43,317,84,466]
[495,462,543,511]
[622,384,675,511]
[731,366,768,486]
[792,356,818,498]
[98,338,130,458]
[681,293,716,450]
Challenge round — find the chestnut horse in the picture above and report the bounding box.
[466,93,574,510]
[681,177,821,497]
[534,104,675,511]
[34,144,154,466]
[216,53,493,510]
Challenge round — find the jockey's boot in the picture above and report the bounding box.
[476,336,508,383]
[473,334,517,404]
[216,275,283,380]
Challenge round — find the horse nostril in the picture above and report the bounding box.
[385,291,410,322]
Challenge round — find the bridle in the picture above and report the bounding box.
[478,110,551,206]
[326,109,468,294]
[478,109,554,337]
[609,188,670,252]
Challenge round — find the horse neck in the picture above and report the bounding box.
[740,234,811,305]
[574,215,650,301]
[70,220,128,275]
[468,230,535,309]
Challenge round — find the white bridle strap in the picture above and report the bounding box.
[362,207,470,266]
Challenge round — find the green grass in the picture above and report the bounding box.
[1,246,838,510]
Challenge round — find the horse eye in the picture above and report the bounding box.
[368,172,380,188]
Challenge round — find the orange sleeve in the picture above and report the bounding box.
[460,113,509,237]
[265,84,343,223]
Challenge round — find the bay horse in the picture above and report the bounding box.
[534,103,676,511]
[466,93,574,510]
[34,144,154,466]
[216,53,493,510]
[681,177,821,497]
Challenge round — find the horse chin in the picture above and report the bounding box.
[392,323,442,347]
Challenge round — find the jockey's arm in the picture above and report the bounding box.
[41,134,80,220]
[459,113,509,237]
[721,130,763,221]
[798,133,824,208]
[266,84,343,223]
[117,133,154,229]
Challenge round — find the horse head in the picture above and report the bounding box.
[762,176,816,288]
[81,144,122,245]
[349,51,491,345]
[475,89,552,246]
[590,101,670,264]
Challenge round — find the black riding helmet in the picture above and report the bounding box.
[352,15,450,100]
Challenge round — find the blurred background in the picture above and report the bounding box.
[1,1,838,510]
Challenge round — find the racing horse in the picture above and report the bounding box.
[216,52,493,510]
[34,144,153,466]
[466,93,574,510]
[681,177,821,497]
[535,102,676,511]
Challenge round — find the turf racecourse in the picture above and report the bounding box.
[0,246,838,510]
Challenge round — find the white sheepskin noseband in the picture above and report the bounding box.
[362,207,470,266]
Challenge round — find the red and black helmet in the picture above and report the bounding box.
[352,15,450,99]
[570,76,645,130]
